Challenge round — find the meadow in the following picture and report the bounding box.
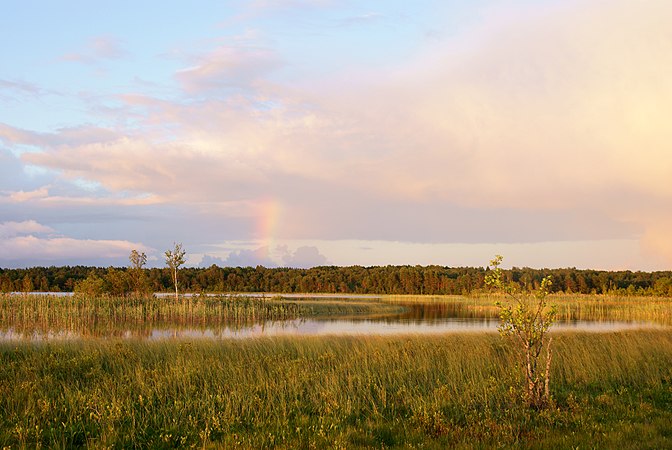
[1,294,671,448]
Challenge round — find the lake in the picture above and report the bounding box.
[0,294,665,341]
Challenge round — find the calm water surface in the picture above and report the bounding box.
[0,296,666,341]
[139,317,664,340]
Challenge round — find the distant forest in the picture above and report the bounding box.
[2,265,672,296]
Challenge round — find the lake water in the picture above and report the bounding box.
[135,317,665,340]
[0,296,665,341]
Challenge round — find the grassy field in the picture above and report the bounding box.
[1,331,671,448]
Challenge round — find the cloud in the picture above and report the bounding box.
[199,254,228,268]
[199,244,328,269]
[336,12,384,27]
[281,245,329,268]
[176,45,282,93]
[216,247,278,268]
[0,220,54,238]
[3,0,672,268]
[0,220,151,268]
[61,36,127,64]
[0,79,41,95]
[0,188,50,203]
[0,236,149,267]
[238,0,335,16]
[0,123,120,149]
[640,219,672,267]
[0,79,50,102]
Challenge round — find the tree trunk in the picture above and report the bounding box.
[173,268,178,301]
[544,337,553,403]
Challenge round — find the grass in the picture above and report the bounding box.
[1,331,671,448]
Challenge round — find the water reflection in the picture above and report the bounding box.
[0,315,664,341]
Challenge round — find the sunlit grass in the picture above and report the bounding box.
[1,331,671,448]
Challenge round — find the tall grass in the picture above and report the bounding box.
[1,331,671,448]
[549,293,672,324]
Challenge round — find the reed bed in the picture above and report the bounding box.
[0,294,404,339]
[389,293,672,325]
[549,294,672,324]
[1,331,671,448]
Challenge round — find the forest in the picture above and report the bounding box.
[1,264,672,296]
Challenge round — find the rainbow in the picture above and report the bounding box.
[255,198,282,260]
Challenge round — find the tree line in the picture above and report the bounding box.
[2,262,672,296]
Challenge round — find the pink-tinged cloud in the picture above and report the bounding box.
[0,123,120,148]
[0,187,163,207]
[0,79,47,101]
[176,45,282,93]
[0,236,149,262]
[0,220,152,266]
[61,35,126,64]
[236,0,336,19]
[4,0,672,268]
[0,220,54,238]
[0,188,50,203]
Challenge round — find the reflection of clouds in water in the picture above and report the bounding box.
[2,318,655,341]
[143,319,666,339]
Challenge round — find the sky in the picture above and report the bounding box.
[1,0,671,270]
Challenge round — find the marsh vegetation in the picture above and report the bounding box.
[0,292,670,447]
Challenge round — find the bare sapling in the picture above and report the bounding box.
[485,255,556,409]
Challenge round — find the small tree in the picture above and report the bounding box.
[129,249,149,297]
[21,275,34,294]
[74,273,106,297]
[105,267,132,297]
[165,243,186,301]
[485,255,556,409]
